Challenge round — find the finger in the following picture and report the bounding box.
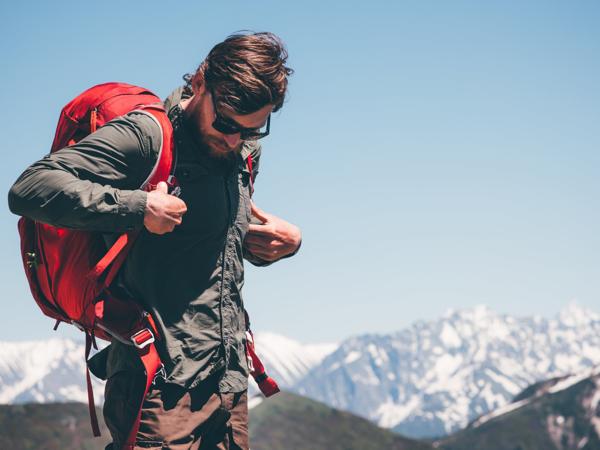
[244,237,270,250]
[245,239,281,250]
[250,202,269,223]
[245,244,270,255]
[168,210,185,220]
[254,247,283,261]
[175,201,188,214]
[168,198,187,213]
[246,236,286,249]
[247,247,277,260]
[156,181,169,193]
[248,223,275,236]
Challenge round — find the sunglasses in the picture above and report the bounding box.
[210,89,270,141]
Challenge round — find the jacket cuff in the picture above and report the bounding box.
[117,189,147,231]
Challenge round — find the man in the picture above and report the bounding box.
[8,32,301,449]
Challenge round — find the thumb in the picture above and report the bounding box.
[250,202,269,223]
[155,181,169,194]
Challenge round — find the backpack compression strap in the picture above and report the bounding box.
[122,326,163,450]
[85,332,101,437]
[83,315,163,446]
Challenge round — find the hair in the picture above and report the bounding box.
[183,32,293,114]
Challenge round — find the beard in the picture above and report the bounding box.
[184,103,242,160]
[202,135,242,160]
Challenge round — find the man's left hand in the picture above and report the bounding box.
[244,203,302,262]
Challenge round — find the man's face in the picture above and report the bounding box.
[186,84,273,159]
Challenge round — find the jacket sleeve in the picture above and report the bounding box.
[8,111,161,232]
[242,142,302,267]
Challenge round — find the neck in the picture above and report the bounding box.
[180,96,196,114]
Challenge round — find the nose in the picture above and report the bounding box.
[223,133,241,149]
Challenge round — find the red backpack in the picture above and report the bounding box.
[16,82,279,448]
[17,82,174,446]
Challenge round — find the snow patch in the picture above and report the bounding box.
[253,332,338,386]
[344,351,362,364]
[439,323,461,348]
[548,367,600,394]
[559,300,599,327]
[376,396,420,428]
[472,398,531,427]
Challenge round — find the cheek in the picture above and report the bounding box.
[198,115,220,141]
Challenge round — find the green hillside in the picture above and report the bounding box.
[0,403,109,450]
[436,375,600,450]
[249,391,433,450]
[3,373,599,450]
[0,397,431,450]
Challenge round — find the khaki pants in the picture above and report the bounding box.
[103,371,249,450]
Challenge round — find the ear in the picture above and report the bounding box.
[191,71,205,94]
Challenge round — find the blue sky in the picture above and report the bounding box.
[1,1,598,342]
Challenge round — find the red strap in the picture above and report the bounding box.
[88,233,130,280]
[90,109,98,133]
[122,341,162,449]
[85,333,101,437]
[102,232,141,289]
[245,329,280,398]
[247,154,254,196]
[258,375,280,398]
[87,231,140,289]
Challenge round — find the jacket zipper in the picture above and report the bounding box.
[216,174,232,381]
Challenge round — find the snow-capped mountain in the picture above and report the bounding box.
[1,302,599,441]
[0,333,334,405]
[252,331,338,387]
[247,332,337,407]
[0,338,104,404]
[294,302,600,438]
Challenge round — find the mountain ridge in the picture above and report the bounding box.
[1,302,598,440]
[294,301,600,437]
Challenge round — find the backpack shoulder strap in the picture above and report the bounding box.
[247,154,255,195]
[88,106,177,289]
[133,106,177,191]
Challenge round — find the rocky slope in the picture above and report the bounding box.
[294,302,600,437]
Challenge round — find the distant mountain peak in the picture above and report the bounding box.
[0,339,104,405]
[296,302,600,438]
[249,332,338,391]
[444,304,496,320]
[558,300,599,326]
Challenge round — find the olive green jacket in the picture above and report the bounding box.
[8,87,283,393]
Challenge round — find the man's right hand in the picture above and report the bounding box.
[144,181,187,234]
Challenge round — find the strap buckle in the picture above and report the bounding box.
[152,365,167,386]
[130,328,155,349]
[167,175,181,197]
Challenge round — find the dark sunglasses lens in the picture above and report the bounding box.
[240,131,263,141]
[212,118,238,135]
[241,116,270,140]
